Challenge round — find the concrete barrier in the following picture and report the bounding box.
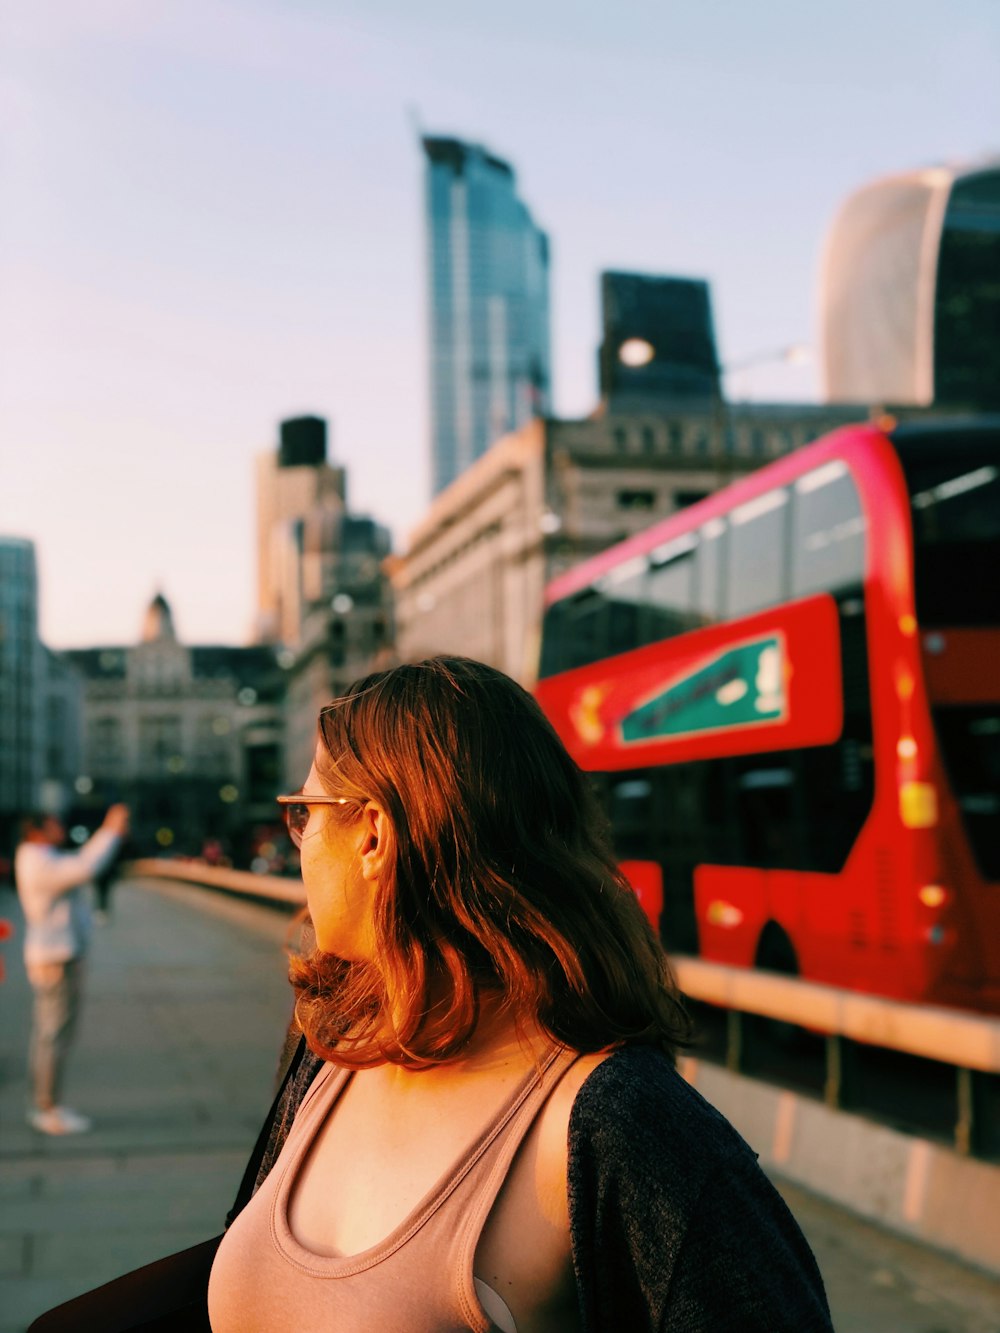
[680,1057,1000,1278]
[128,859,305,907]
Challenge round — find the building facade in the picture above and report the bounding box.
[599,271,721,411]
[0,538,88,859]
[65,595,286,865]
[281,511,395,787]
[255,416,347,647]
[0,539,40,842]
[35,647,84,819]
[255,415,394,784]
[389,401,866,687]
[423,135,551,495]
[820,159,1000,409]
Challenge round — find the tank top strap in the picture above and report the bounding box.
[297,1058,351,1119]
[453,1044,582,1305]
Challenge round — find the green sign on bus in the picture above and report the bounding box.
[620,636,787,743]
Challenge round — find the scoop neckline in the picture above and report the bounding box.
[270,1047,563,1277]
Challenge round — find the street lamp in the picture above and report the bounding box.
[712,344,812,471]
[723,344,812,400]
[618,338,656,368]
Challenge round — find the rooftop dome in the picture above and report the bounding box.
[141,592,177,643]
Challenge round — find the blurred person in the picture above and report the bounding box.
[93,837,126,922]
[15,804,129,1135]
[0,914,13,984]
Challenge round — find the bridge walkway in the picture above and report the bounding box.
[0,878,997,1332]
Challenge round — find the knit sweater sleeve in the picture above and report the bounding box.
[658,1151,834,1332]
[567,1046,833,1333]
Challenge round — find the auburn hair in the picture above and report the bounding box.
[288,656,691,1067]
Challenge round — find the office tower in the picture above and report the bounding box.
[0,538,40,828]
[423,135,551,494]
[820,160,1000,408]
[598,272,721,412]
[255,416,346,646]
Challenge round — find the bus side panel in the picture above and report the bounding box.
[693,865,766,967]
[618,859,665,933]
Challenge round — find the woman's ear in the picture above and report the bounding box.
[358,801,390,884]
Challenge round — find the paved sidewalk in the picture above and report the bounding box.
[1,875,998,1332]
[0,877,294,1333]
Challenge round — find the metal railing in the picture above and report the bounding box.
[130,860,1000,1156]
[672,956,1000,1156]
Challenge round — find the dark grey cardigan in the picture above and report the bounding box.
[254,1041,833,1332]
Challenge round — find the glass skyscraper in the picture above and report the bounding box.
[423,136,551,494]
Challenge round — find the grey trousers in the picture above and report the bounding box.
[27,957,84,1109]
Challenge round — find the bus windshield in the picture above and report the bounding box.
[894,423,1000,881]
[893,425,1000,626]
[932,705,1000,881]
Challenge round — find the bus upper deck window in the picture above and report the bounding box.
[696,518,726,624]
[726,489,789,617]
[792,462,866,598]
[647,532,697,641]
[600,556,647,657]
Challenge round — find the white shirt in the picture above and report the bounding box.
[15,829,120,965]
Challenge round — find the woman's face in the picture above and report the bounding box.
[297,753,376,960]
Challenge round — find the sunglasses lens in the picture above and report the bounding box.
[284,802,309,844]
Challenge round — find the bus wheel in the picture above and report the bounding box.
[754,924,805,1051]
[755,922,798,978]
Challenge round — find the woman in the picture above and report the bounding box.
[208,657,833,1333]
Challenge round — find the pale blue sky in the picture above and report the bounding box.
[2,0,997,646]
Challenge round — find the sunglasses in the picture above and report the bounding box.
[276,794,351,846]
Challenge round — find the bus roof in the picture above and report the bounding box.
[544,421,895,607]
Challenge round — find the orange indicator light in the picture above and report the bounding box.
[899,782,938,829]
[918,885,947,909]
[706,900,744,928]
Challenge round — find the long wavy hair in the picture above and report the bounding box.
[289,656,690,1067]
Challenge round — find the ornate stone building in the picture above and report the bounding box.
[64,594,286,863]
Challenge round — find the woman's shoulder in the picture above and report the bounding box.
[569,1044,758,1187]
[566,1045,834,1331]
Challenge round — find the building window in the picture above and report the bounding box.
[139,716,183,772]
[90,717,121,774]
[617,489,656,511]
[613,426,629,452]
[673,490,709,510]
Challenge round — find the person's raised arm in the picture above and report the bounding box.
[35,806,130,896]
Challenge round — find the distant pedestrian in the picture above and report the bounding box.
[15,804,129,1135]
[92,839,125,923]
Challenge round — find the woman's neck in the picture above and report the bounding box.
[377,994,553,1089]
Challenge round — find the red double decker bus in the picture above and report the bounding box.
[535,418,1000,1012]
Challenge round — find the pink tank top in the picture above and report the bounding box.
[208,1045,580,1333]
